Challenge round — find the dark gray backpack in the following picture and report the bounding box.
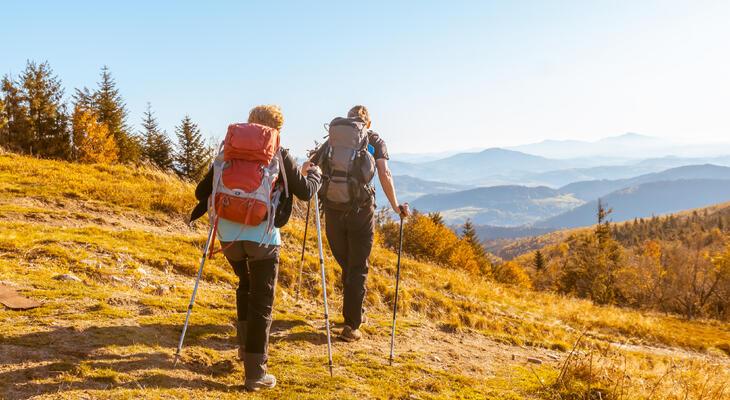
[320,117,376,210]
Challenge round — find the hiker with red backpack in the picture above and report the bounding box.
[188,105,321,391]
[308,105,410,342]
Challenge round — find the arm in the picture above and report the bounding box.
[283,149,321,201]
[376,158,410,217]
[189,167,213,223]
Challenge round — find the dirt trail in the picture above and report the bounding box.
[0,196,195,236]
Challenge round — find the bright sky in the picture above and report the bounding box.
[3,1,729,156]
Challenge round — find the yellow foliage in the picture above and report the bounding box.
[642,239,661,262]
[380,213,492,276]
[493,260,532,289]
[447,240,481,275]
[72,106,118,164]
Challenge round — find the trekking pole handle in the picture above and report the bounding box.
[398,203,409,219]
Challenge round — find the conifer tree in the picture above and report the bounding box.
[462,219,486,258]
[596,198,613,245]
[19,61,71,159]
[92,66,140,163]
[534,250,545,271]
[0,97,6,138]
[0,76,31,152]
[141,103,174,170]
[429,212,445,226]
[73,87,94,110]
[174,115,210,180]
[72,103,118,163]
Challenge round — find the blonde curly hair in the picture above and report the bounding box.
[248,105,284,131]
[347,105,370,125]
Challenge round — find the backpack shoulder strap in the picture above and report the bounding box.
[276,148,289,199]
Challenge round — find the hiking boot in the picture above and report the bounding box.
[339,325,362,342]
[236,321,247,361]
[245,373,276,391]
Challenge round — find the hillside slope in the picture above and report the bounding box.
[540,179,730,229]
[1,152,729,399]
[560,164,730,201]
[373,175,469,203]
[412,186,583,226]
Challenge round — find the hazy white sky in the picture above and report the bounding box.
[2,1,729,155]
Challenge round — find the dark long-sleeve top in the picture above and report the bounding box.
[189,148,321,227]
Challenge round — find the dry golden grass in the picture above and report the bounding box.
[1,153,729,399]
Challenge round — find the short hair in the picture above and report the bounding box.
[347,105,370,125]
[248,105,284,131]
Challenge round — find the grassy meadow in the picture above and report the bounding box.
[1,152,729,399]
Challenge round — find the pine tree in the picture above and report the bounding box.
[0,76,32,153]
[596,198,613,245]
[174,115,210,181]
[534,250,546,271]
[19,61,71,159]
[73,87,94,110]
[72,104,118,163]
[428,212,445,226]
[93,66,140,163]
[0,97,6,139]
[462,219,485,258]
[141,103,174,170]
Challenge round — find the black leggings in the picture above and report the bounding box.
[222,241,279,379]
[324,206,375,329]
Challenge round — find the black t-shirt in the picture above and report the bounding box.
[367,131,389,161]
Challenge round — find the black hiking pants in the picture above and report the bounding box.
[222,241,279,380]
[324,205,375,330]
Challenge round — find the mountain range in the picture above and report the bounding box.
[405,164,730,239]
[560,164,730,201]
[411,185,583,226]
[538,179,730,229]
[372,135,730,240]
[373,175,468,203]
[507,133,730,159]
[387,143,730,188]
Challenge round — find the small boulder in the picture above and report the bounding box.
[527,357,543,365]
[154,285,171,296]
[53,273,82,283]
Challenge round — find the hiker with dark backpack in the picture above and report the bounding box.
[308,105,410,342]
[188,105,321,391]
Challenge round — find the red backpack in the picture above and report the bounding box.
[209,123,288,235]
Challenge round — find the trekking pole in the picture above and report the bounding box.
[389,212,405,366]
[313,193,334,377]
[173,223,216,368]
[295,200,311,302]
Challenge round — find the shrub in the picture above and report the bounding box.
[379,213,491,276]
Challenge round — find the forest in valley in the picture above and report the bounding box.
[380,200,730,322]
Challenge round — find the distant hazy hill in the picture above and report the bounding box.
[560,164,730,201]
[389,148,571,185]
[411,185,583,226]
[539,179,730,229]
[374,175,469,203]
[508,133,730,159]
